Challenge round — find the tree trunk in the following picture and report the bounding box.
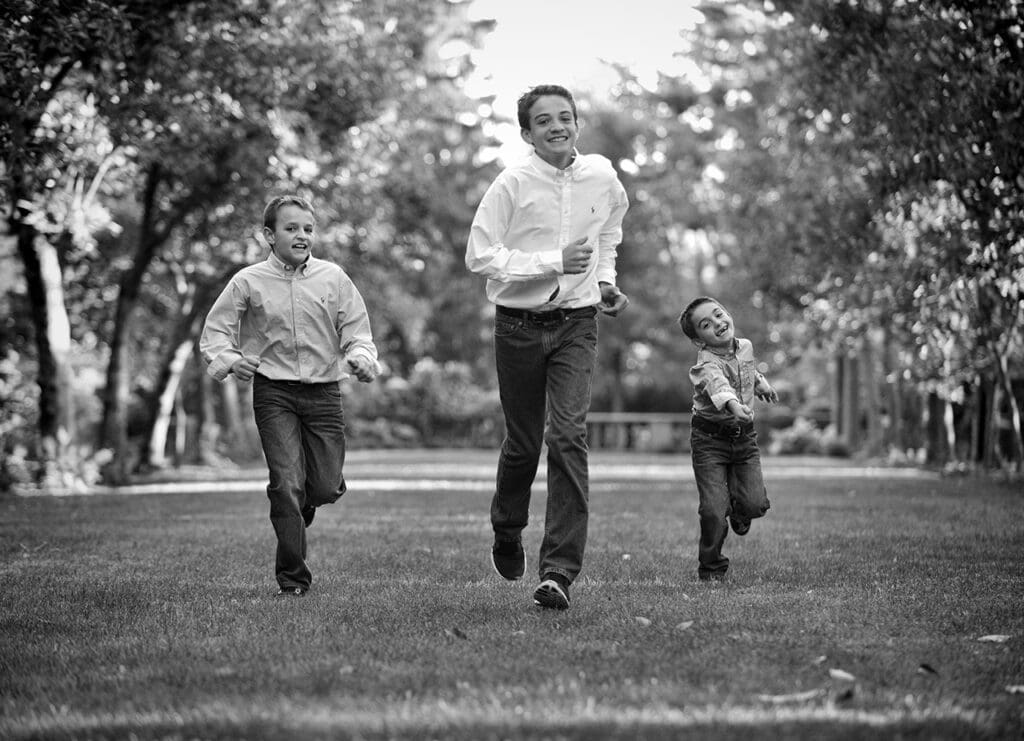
[838,352,860,451]
[995,353,1024,472]
[14,222,75,487]
[147,339,195,469]
[861,337,884,456]
[99,165,165,484]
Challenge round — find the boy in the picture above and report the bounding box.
[465,84,630,610]
[678,296,777,582]
[200,195,380,597]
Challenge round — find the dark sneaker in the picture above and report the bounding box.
[728,513,750,536]
[276,586,308,597]
[302,505,316,528]
[491,537,526,581]
[533,574,570,610]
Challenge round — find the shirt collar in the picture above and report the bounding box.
[266,250,310,274]
[530,149,582,178]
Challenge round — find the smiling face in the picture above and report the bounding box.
[520,94,579,169]
[690,300,735,349]
[265,203,315,268]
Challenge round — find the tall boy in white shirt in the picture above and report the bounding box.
[466,84,630,609]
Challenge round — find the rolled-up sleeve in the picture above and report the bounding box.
[689,361,739,411]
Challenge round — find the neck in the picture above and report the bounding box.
[538,150,576,170]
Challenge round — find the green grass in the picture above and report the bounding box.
[1,459,1022,740]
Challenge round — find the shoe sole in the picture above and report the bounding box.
[491,551,526,581]
[533,580,569,610]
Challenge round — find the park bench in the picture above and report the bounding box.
[586,412,691,452]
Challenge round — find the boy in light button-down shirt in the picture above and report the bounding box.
[200,195,379,597]
[466,84,630,610]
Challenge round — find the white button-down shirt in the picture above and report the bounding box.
[465,151,629,310]
[200,251,378,383]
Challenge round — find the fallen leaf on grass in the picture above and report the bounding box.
[917,663,939,676]
[977,634,1011,643]
[634,616,651,627]
[675,620,694,631]
[1006,685,1024,694]
[812,655,827,665]
[829,668,856,682]
[338,665,355,675]
[444,627,468,640]
[756,688,825,704]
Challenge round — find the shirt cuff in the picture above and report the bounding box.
[206,354,237,382]
[710,391,739,410]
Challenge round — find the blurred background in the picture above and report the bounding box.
[2,0,1022,490]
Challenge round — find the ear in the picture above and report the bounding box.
[263,226,275,244]
[519,128,533,147]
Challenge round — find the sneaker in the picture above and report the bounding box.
[491,537,526,580]
[302,505,316,528]
[533,574,570,610]
[276,586,308,597]
[728,513,750,536]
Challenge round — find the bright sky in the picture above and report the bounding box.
[465,0,704,162]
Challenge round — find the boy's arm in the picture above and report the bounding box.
[336,273,380,383]
[595,176,628,286]
[465,177,563,282]
[199,279,250,381]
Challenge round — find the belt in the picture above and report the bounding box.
[254,374,335,387]
[496,305,596,323]
[691,415,754,440]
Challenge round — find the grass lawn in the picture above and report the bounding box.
[1,455,1022,740]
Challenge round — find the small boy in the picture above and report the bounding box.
[678,296,778,582]
[200,195,380,597]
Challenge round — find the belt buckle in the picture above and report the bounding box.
[729,425,742,439]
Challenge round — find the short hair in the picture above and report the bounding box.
[517,84,577,130]
[262,195,315,230]
[678,296,720,341]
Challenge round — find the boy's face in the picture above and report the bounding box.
[690,301,735,348]
[265,203,315,268]
[520,94,579,168]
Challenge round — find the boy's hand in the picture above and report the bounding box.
[347,356,378,383]
[598,282,629,317]
[755,380,779,403]
[562,237,593,274]
[231,355,260,382]
[726,400,753,422]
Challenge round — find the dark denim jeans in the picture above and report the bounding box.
[690,426,770,580]
[252,375,348,590]
[491,307,598,585]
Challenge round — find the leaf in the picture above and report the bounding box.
[812,655,827,665]
[917,663,939,676]
[634,616,651,627]
[756,688,825,704]
[828,668,856,682]
[977,634,1011,643]
[675,620,694,631]
[1006,685,1024,694]
[444,627,468,640]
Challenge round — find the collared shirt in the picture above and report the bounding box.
[465,151,629,310]
[200,251,378,383]
[689,338,768,423]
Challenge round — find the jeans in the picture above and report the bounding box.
[252,375,348,590]
[491,307,598,585]
[689,426,770,579]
